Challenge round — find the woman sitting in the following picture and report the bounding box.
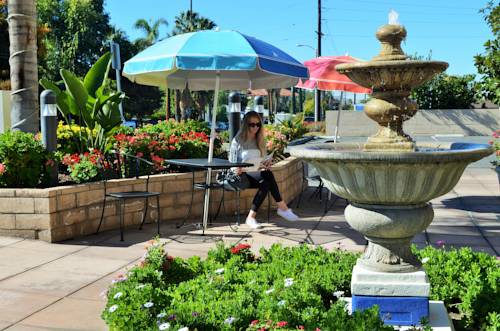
[229,111,299,229]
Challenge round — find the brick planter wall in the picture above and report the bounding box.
[0,157,303,242]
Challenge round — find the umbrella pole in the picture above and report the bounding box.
[334,91,343,143]
[202,73,220,234]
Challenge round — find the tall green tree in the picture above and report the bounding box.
[170,10,216,120]
[8,0,39,133]
[411,73,476,109]
[37,0,112,81]
[109,28,163,122]
[474,1,500,105]
[133,18,167,50]
[0,1,9,85]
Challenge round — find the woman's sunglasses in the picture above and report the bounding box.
[248,122,262,128]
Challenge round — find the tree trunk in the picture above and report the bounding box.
[8,0,38,133]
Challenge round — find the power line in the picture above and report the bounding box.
[322,18,484,25]
[322,6,480,16]
[325,0,481,11]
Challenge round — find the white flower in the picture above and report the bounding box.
[143,302,154,308]
[159,322,171,330]
[224,316,236,324]
[136,284,146,289]
[177,327,189,331]
[278,300,286,306]
[113,292,123,299]
[333,290,345,298]
[108,304,118,313]
[421,257,430,264]
[215,268,225,274]
[157,312,167,318]
[284,278,294,287]
[265,288,275,294]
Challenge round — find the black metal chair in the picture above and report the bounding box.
[295,161,339,214]
[95,151,161,241]
[215,170,271,227]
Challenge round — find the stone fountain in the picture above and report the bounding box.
[290,13,493,327]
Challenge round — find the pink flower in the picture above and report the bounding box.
[276,321,288,328]
[0,163,5,175]
[436,240,445,247]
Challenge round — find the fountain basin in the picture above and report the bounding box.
[289,142,492,205]
[336,60,448,92]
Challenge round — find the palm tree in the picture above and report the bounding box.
[8,0,38,133]
[133,18,168,50]
[171,11,216,120]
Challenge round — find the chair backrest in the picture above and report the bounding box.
[98,151,156,193]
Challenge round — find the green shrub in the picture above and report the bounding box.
[102,242,499,331]
[102,242,396,330]
[414,245,500,331]
[0,131,54,188]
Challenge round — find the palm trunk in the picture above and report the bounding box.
[175,89,181,121]
[8,0,38,133]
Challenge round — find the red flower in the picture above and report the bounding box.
[230,243,251,254]
[0,163,5,175]
[276,321,288,328]
[251,320,259,325]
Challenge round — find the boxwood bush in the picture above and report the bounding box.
[102,241,499,331]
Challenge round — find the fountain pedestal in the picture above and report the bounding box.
[290,18,493,327]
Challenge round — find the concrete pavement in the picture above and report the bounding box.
[0,167,498,331]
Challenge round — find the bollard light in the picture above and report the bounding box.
[254,96,264,119]
[40,90,58,186]
[228,92,241,142]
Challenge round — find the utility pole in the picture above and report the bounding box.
[315,0,322,122]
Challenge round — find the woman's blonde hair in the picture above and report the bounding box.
[235,111,266,156]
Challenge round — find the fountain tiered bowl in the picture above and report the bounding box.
[289,22,493,326]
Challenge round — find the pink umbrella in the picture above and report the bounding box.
[296,55,371,93]
[296,55,371,141]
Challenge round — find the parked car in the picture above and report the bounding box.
[304,116,315,123]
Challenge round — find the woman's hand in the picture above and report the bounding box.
[259,159,272,171]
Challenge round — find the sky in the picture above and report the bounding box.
[105,0,494,77]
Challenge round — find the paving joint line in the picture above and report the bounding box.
[1,256,142,331]
[452,188,499,256]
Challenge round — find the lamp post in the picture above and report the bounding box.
[40,90,58,186]
[110,41,125,124]
[228,92,241,142]
[297,44,321,121]
[254,95,264,119]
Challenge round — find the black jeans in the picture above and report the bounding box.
[245,170,282,212]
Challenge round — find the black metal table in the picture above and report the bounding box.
[166,158,253,234]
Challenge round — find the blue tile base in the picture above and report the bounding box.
[352,295,429,326]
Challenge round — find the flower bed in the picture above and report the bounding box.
[0,157,303,242]
[101,241,500,331]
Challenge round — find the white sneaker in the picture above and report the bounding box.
[277,208,299,221]
[245,217,262,229]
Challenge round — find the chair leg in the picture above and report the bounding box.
[214,189,224,221]
[295,179,306,208]
[139,197,149,230]
[156,195,160,236]
[236,190,241,226]
[96,196,107,234]
[119,199,125,241]
[267,192,271,222]
[177,172,195,228]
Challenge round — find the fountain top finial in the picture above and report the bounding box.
[372,10,407,61]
